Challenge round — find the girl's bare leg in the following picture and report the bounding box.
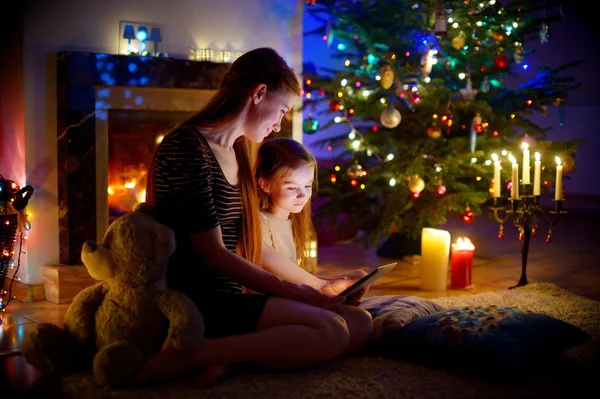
[320,268,374,351]
[328,304,373,353]
[129,297,351,387]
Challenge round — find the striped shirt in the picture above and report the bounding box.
[152,126,243,294]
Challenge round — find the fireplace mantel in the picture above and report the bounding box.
[57,52,230,265]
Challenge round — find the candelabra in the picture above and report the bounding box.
[490,184,567,289]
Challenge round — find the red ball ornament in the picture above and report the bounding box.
[436,184,447,195]
[494,54,509,70]
[461,208,475,224]
[329,99,340,112]
[409,91,421,104]
[545,235,552,243]
[497,232,504,239]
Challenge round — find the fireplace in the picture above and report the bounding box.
[56,52,292,265]
[57,52,231,265]
[93,85,218,243]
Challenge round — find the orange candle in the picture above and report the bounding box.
[450,237,475,289]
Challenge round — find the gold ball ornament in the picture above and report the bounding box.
[452,36,466,50]
[407,175,425,193]
[380,107,401,129]
[380,66,395,90]
[560,154,576,173]
[427,125,442,139]
[492,29,506,42]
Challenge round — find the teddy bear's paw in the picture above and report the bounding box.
[93,341,144,388]
[21,322,75,376]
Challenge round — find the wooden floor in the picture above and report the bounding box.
[2,195,599,396]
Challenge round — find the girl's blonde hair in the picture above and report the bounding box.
[254,137,318,270]
[147,48,301,267]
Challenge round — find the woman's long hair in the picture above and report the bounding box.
[146,48,301,267]
[254,138,318,270]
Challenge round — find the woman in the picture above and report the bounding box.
[136,48,372,386]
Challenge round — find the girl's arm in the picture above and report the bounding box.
[261,244,324,290]
[190,226,339,309]
[261,244,368,305]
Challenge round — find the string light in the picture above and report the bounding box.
[0,178,33,312]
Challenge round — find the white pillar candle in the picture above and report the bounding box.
[533,152,541,196]
[555,156,563,201]
[509,154,519,199]
[522,142,530,185]
[420,228,451,291]
[492,153,501,198]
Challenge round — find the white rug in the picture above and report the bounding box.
[52,283,599,399]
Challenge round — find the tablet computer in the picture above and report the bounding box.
[339,262,397,300]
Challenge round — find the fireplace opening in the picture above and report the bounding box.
[107,109,193,219]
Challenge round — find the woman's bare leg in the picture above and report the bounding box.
[129,297,350,386]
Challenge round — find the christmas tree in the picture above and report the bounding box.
[302,0,584,247]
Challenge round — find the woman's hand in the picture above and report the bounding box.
[289,283,344,310]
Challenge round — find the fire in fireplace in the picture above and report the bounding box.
[107,110,191,218]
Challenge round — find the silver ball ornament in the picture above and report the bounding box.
[380,107,401,128]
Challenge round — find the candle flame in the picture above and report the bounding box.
[535,152,540,161]
[452,237,475,251]
[492,153,498,162]
[522,142,529,150]
[508,154,517,164]
[555,156,562,166]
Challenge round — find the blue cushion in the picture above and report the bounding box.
[382,305,589,369]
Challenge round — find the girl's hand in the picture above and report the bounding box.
[320,277,352,295]
[319,270,370,306]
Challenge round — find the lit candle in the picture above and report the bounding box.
[555,156,563,201]
[533,152,541,196]
[450,237,476,289]
[509,154,519,199]
[420,228,451,291]
[492,153,501,198]
[522,142,530,185]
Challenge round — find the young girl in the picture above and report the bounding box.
[133,48,372,387]
[255,137,370,305]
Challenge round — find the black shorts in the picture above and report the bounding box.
[186,290,270,339]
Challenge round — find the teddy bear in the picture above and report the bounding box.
[21,203,205,388]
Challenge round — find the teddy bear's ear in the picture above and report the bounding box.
[134,202,156,218]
